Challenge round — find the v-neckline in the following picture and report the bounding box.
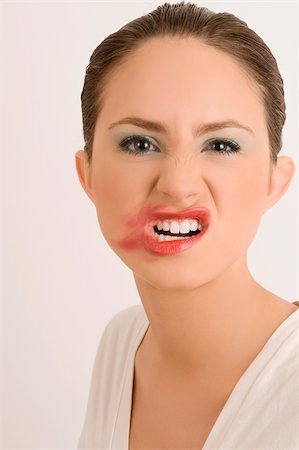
[114,302,299,449]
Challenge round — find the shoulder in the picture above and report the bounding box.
[91,303,149,373]
[106,302,147,328]
[78,304,149,443]
[101,303,148,348]
[77,305,148,447]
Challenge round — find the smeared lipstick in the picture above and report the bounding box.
[119,204,210,256]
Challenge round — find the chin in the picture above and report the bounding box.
[132,262,214,292]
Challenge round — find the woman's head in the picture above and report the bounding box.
[80,1,286,166]
[75,2,294,290]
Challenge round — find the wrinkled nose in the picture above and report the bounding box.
[155,155,205,203]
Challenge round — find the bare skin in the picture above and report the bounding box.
[129,290,298,449]
[75,36,296,449]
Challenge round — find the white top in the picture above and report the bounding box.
[78,301,299,449]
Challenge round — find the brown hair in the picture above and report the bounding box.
[81,1,285,165]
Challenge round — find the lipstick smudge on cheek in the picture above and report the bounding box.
[119,231,143,251]
[118,205,153,251]
[118,204,168,251]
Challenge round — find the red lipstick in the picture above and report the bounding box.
[119,205,210,256]
[143,207,210,255]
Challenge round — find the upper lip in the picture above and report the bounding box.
[147,206,211,227]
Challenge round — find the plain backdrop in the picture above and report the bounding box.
[1,1,298,448]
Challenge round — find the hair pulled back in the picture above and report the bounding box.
[81,1,285,165]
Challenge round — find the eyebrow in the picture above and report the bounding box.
[107,116,254,136]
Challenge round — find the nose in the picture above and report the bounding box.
[155,153,204,203]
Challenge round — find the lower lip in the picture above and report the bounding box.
[143,228,208,256]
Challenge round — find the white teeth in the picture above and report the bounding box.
[155,218,203,233]
[190,219,198,232]
[179,220,190,234]
[154,233,190,242]
[169,221,180,234]
[162,220,170,232]
[157,220,163,231]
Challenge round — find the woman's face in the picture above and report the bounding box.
[76,37,279,290]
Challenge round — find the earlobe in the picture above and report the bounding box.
[264,155,295,213]
[75,150,94,203]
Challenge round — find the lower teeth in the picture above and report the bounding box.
[154,232,198,242]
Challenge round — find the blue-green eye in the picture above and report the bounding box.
[118,135,240,156]
[118,135,158,155]
[206,138,240,155]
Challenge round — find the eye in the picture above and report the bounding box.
[205,138,240,155]
[118,135,241,156]
[118,135,158,156]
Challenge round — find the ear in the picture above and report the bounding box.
[263,155,295,213]
[75,150,94,203]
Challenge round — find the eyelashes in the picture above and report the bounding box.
[118,134,241,156]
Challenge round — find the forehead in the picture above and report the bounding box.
[99,37,266,138]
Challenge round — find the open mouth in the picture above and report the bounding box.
[152,218,203,242]
[119,206,210,255]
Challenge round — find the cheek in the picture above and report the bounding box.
[216,160,270,245]
[91,158,154,236]
[237,165,269,212]
[216,154,269,208]
[94,161,152,204]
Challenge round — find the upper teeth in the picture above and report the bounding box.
[156,219,202,234]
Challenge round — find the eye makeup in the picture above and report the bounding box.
[117,134,241,156]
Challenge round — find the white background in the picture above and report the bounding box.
[1,1,298,448]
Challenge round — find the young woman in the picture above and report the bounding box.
[75,2,298,449]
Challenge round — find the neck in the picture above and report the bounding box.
[134,256,275,379]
